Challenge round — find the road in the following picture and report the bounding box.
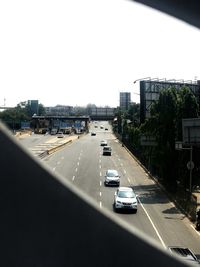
[19,121,200,259]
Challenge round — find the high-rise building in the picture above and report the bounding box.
[27,100,39,116]
[120,92,131,110]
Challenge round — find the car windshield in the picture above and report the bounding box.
[107,171,118,177]
[118,191,135,198]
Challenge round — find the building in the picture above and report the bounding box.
[120,92,131,110]
[139,78,200,123]
[27,100,39,116]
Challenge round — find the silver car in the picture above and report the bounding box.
[104,170,120,186]
[114,187,138,213]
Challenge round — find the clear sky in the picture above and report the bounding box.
[1,0,200,108]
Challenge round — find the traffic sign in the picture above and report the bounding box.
[187,161,194,170]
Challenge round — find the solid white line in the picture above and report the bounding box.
[100,201,102,208]
[138,198,166,248]
[190,224,200,236]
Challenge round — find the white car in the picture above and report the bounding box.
[100,140,107,146]
[57,132,64,138]
[114,187,138,213]
[104,170,120,186]
[168,247,200,265]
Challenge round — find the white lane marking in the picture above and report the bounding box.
[128,178,131,183]
[100,181,102,186]
[99,165,101,169]
[75,168,78,172]
[118,158,121,161]
[138,198,166,248]
[123,169,126,174]
[77,162,79,166]
[57,161,60,165]
[100,201,102,208]
[99,159,101,164]
[53,167,56,172]
[72,176,75,181]
[190,224,200,236]
[100,192,102,197]
[100,172,102,177]
[121,163,123,167]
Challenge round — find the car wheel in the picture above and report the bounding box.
[113,204,118,212]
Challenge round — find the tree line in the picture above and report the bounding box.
[114,86,199,195]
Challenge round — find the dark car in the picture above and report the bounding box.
[103,146,112,156]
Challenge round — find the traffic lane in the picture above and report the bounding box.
[100,151,164,246]
[44,140,84,181]
[135,182,200,254]
[109,138,200,254]
[57,133,103,202]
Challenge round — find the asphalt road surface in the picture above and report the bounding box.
[19,121,200,259]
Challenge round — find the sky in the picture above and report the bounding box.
[1,0,200,108]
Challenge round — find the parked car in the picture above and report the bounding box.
[104,170,120,186]
[168,247,200,265]
[91,132,96,136]
[103,146,112,155]
[113,187,138,213]
[100,140,107,146]
[57,132,64,138]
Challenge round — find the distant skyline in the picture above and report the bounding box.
[1,0,200,108]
